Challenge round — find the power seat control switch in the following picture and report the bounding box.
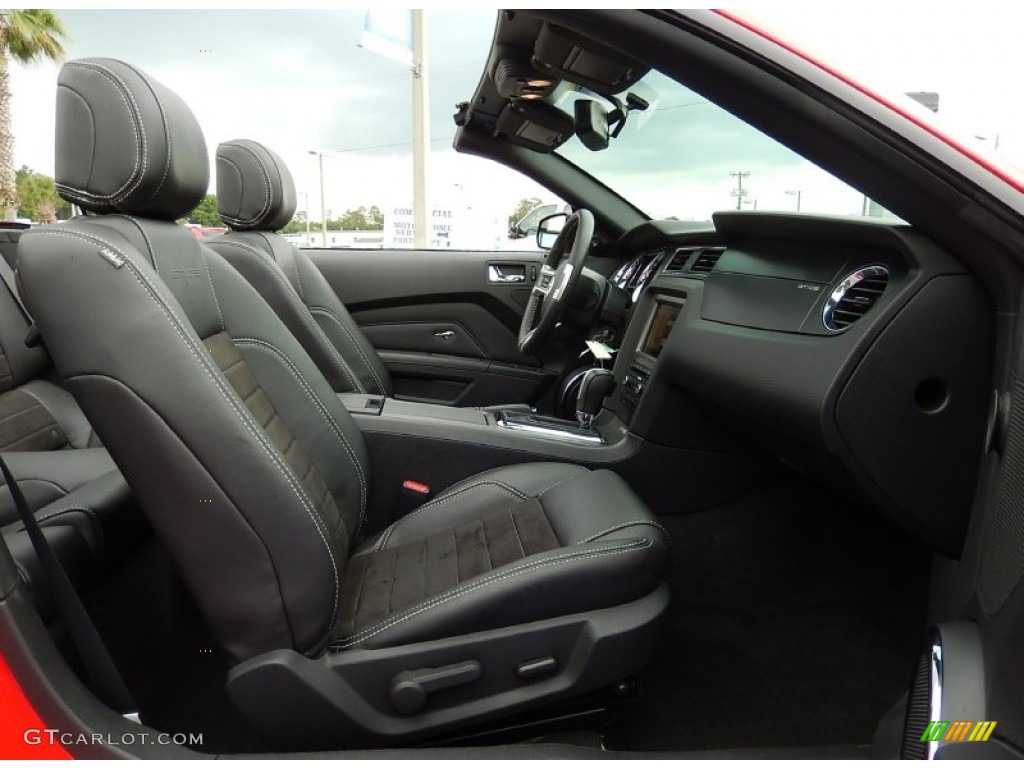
[517,656,558,681]
[390,660,483,715]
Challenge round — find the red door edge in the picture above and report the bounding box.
[0,652,72,759]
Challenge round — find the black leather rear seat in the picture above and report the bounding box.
[0,228,145,616]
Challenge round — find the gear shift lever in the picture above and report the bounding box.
[576,368,616,430]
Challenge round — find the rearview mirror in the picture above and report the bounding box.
[574,99,609,151]
[537,212,568,250]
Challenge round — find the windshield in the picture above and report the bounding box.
[556,70,895,222]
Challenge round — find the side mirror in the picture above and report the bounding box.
[537,212,568,250]
[574,99,609,151]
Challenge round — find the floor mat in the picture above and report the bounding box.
[602,470,931,752]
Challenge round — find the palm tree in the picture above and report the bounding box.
[0,10,67,220]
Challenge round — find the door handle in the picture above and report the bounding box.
[488,264,526,283]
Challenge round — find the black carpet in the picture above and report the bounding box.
[602,470,931,752]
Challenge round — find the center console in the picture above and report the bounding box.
[618,296,683,417]
[492,410,604,444]
[338,281,765,531]
[337,392,633,460]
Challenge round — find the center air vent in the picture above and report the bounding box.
[688,248,724,274]
[822,265,889,332]
[662,248,693,274]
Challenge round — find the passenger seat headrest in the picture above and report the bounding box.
[216,140,296,232]
[55,58,209,220]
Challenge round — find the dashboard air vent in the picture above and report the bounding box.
[822,265,889,332]
[662,248,694,274]
[688,248,724,274]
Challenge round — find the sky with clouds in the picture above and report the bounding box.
[7,7,1021,226]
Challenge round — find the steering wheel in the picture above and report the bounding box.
[518,209,595,355]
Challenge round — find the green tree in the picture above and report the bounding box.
[508,196,542,229]
[0,11,69,220]
[15,165,70,221]
[281,210,307,234]
[365,205,383,230]
[330,205,384,231]
[186,193,222,226]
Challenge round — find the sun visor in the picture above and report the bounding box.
[532,23,648,96]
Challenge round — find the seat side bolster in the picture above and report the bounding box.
[209,237,366,394]
[294,248,392,396]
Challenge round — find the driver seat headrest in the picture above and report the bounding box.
[55,58,209,221]
[215,139,296,232]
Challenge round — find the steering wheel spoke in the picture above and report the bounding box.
[535,264,557,295]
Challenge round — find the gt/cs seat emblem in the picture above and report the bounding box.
[172,268,203,280]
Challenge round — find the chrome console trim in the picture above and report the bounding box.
[494,410,605,444]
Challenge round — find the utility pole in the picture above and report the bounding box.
[730,171,750,211]
[308,150,328,248]
[412,10,430,249]
[304,191,311,244]
[786,189,802,212]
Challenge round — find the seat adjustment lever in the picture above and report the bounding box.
[390,660,482,715]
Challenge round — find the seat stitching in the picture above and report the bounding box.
[285,245,306,301]
[233,335,367,519]
[507,506,526,559]
[0,402,52,422]
[480,517,493,572]
[59,63,144,201]
[32,227,340,633]
[20,503,104,551]
[420,465,515,495]
[580,520,670,544]
[416,481,527,512]
[121,63,173,202]
[1,423,66,450]
[346,554,371,635]
[0,477,69,495]
[308,306,387,395]
[214,240,363,392]
[195,242,226,330]
[108,215,158,274]
[233,336,367,534]
[118,216,225,329]
[332,538,652,649]
[375,481,526,551]
[535,468,592,498]
[258,232,305,302]
[222,142,272,226]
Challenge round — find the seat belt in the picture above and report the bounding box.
[0,256,32,323]
[0,453,139,718]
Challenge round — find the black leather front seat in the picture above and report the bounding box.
[208,139,393,396]
[19,58,669,748]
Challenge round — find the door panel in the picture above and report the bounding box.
[378,350,552,406]
[357,303,518,361]
[361,318,487,360]
[309,249,556,406]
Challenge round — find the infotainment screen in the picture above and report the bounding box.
[640,302,681,358]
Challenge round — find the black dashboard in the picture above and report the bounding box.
[605,211,994,556]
